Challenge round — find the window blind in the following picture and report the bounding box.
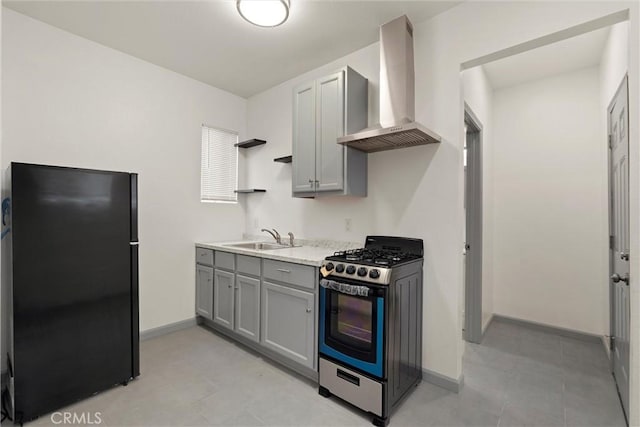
[201,125,238,203]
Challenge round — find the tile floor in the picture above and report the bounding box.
[26,319,626,426]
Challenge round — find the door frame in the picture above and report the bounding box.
[464,103,484,344]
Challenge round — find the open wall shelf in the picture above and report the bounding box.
[274,155,292,163]
[234,189,266,193]
[236,139,266,149]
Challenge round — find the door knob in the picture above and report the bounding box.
[611,273,629,284]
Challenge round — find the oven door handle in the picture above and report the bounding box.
[320,279,371,297]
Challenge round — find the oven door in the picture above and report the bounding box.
[319,278,384,378]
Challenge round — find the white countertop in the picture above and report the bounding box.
[195,240,341,267]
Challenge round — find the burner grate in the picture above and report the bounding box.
[331,248,420,267]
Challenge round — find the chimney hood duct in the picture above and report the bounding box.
[338,15,441,153]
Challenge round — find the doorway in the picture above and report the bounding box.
[464,105,483,344]
[461,16,631,423]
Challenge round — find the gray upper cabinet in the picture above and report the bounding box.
[213,268,235,330]
[316,71,344,192]
[261,281,315,369]
[293,82,316,193]
[292,66,368,198]
[235,274,260,343]
[195,264,213,319]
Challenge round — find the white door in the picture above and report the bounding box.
[609,75,629,418]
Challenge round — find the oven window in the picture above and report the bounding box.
[330,293,374,352]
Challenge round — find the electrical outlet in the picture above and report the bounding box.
[345,218,352,231]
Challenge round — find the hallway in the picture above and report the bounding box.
[460,319,626,426]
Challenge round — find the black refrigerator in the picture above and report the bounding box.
[4,163,139,424]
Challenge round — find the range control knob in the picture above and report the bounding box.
[357,267,368,277]
[335,264,345,273]
[369,269,380,279]
[325,262,334,271]
[346,265,356,275]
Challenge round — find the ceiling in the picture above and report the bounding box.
[4,0,461,98]
[482,26,611,90]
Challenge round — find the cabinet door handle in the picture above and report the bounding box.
[277,268,291,273]
[228,284,233,288]
[306,308,312,313]
[308,179,313,187]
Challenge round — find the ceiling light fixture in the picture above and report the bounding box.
[237,0,290,28]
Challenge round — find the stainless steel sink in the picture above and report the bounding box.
[223,242,292,250]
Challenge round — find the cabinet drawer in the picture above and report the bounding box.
[319,358,382,416]
[215,251,235,270]
[263,259,315,290]
[196,247,214,266]
[237,255,261,277]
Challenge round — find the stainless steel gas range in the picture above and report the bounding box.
[318,236,423,427]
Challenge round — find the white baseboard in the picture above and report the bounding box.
[140,317,198,341]
[482,313,494,335]
[492,314,603,344]
[422,368,464,393]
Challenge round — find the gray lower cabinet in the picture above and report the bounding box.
[261,280,315,369]
[235,274,260,343]
[196,249,317,375]
[195,265,213,319]
[213,268,235,330]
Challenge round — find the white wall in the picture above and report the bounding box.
[0,8,248,369]
[244,43,380,244]
[462,66,494,332]
[246,2,638,393]
[491,67,607,335]
[2,3,638,419]
[601,21,629,104]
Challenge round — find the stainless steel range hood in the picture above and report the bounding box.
[338,15,441,153]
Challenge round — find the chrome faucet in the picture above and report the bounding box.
[288,232,295,247]
[261,228,281,244]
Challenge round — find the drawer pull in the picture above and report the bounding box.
[276,268,291,273]
[336,369,360,386]
[306,308,312,313]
